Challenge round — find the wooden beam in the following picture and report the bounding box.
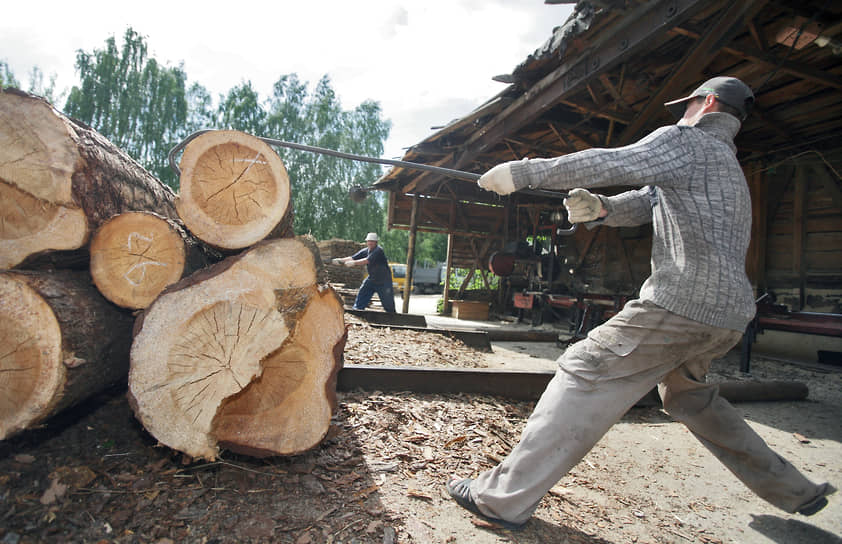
[402,195,419,314]
[444,232,454,313]
[746,162,768,290]
[453,0,711,169]
[747,18,767,52]
[559,99,635,125]
[793,167,807,310]
[618,0,769,146]
[814,159,842,213]
[547,122,577,153]
[670,26,842,91]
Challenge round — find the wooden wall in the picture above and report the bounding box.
[748,151,842,313]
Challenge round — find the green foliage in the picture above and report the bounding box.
[27,66,64,105]
[64,28,189,187]
[13,28,395,244]
[262,75,391,241]
[379,230,448,266]
[0,60,20,89]
[449,268,499,290]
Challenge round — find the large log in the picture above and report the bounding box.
[0,88,177,269]
[0,269,134,440]
[89,211,219,310]
[128,237,346,460]
[175,130,293,251]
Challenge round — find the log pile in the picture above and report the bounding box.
[317,238,366,288]
[0,89,346,460]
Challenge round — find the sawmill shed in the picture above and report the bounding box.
[374,0,842,353]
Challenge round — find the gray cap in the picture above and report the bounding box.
[664,76,754,120]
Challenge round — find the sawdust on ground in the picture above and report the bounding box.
[0,312,839,544]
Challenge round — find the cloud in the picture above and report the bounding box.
[381,6,409,39]
[0,1,573,160]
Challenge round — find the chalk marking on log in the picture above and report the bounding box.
[123,260,169,286]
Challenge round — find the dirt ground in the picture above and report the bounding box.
[1,308,840,544]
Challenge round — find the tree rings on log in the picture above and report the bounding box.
[213,284,346,457]
[128,238,346,460]
[175,130,292,250]
[0,90,88,268]
[0,270,134,440]
[0,88,178,269]
[90,211,198,310]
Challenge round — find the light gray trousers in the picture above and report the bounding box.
[471,300,825,524]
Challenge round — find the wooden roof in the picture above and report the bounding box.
[376,0,842,272]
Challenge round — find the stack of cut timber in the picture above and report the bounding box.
[317,238,365,287]
[0,90,347,460]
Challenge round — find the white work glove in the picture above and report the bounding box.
[563,188,604,223]
[477,163,515,195]
[343,260,355,267]
[331,258,343,265]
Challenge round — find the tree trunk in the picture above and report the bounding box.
[0,269,135,440]
[127,237,346,460]
[89,211,220,310]
[175,130,294,251]
[0,88,177,269]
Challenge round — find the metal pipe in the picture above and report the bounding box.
[168,129,482,182]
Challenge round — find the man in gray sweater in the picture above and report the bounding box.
[445,77,834,528]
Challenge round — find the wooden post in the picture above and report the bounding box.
[443,233,454,315]
[745,162,767,293]
[793,167,807,310]
[401,195,419,314]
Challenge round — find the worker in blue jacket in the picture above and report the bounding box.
[333,232,396,313]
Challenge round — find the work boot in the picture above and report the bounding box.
[798,483,836,516]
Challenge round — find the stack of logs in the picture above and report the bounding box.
[0,89,347,460]
[317,239,366,288]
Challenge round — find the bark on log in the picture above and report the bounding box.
[90,211,219,310]
[0,269,134,440]
[175,130,293,251]
[128,237,346,460]
[0,88,177,269]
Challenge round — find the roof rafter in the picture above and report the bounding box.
[617,0,770,145]
[452,0,712,171]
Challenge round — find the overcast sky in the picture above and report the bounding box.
[1,1,573,160]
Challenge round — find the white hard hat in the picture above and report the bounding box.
[365,232,379,242]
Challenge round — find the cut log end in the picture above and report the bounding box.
[0,182,88,269]
[0,274,64,439]
[128,238,344,460]
[176,131,291,250]
[0,89,79,204]
[1,270,134,440]
[90,212,187,309]
[214,285,347,457]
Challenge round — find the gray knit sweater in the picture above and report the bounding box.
[509,112,755,331]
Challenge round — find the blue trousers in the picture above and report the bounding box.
[353,278,396,313]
